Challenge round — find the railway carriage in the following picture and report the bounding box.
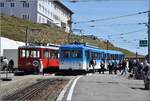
[59,43,124,73]
[104,50,124,69]
[18,45,59,73]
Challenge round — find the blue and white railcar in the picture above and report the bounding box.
[100,50,124,69]
[104,50,124,61]
[59,43,104,72]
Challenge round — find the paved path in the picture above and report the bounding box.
[64,73,150,101]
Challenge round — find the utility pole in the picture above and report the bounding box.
[148,4,150,63]
[135,51,138,59]
[106,40,109,50]
[67,18,73,43]
[25,26,29,46]
[20,26,29,46]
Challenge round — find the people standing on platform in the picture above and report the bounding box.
[136,60,143,79]
[121,60,127,75]
[8,58,14,73]
[108,61,113,74]
[113,60,118,74]
[132,59,143,79]
[100,61,105,74]
[111,60,115,73]
[118,60,122,73]
[90,58,96,73]
[2,57,8,71]
[128,59,133,73]
[132,59,137,76]
[142,60,150,90]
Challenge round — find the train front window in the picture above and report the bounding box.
[21,49,25,57]
[30,50,40,58]
[72,50,81,58]
[62,50,82,58]
[20,49,29,58]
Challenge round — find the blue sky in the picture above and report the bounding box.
[62,0,149,55]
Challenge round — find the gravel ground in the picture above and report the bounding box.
[0,73,72,101]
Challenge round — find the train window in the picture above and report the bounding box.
[30,50,35,57]
[55,51,59,59]
[49,51,58,59]
[72,50,81,58]
[37,51,40,57]
[91,52,94,58]
[115,55,117,59]
[21,49,25,57]
[44,50,49,58]
[62,50,81,58]
[63,50,70,58]
[26,50,30,58]
[20,49,29,58]
[95,52,98,59]
[85,51,89,59]
[98,53,101,59]
[30,50,40,58]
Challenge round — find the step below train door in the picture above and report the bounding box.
[85,50,90,71]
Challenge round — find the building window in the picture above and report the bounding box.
[39,4,42,10]
[22,14,29,20]
[42,18,45,23]
[10,2,15,7]
[61,22,66,30]
[23,2,29,8]
[39,16,41,22]
[42,6,44,12]
[0,2,4,7]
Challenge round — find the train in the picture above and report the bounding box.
[18,44,59,73]
[59,43,124,73]
[18,43,124,73]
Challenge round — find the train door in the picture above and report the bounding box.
[43,49,49,69]
[85,50,90,71]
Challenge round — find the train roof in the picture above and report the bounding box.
[60,43,124,55]
[60,43,104,52]
[105,50,124,55]
[19,45,59,50]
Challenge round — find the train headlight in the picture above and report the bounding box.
[32,60,39,67]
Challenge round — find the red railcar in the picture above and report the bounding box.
[18,45,59,73]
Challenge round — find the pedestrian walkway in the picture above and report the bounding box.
[64,73,150,101]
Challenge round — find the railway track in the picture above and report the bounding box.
[2,78,68,101]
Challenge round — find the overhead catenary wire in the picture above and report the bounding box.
[107,29,147,37]
[74,11,149,24]
[87,22,148,27]
[69,0,147,2]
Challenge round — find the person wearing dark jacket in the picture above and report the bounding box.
[100,62,105,74]
[90,58,96,73]
[128,60,133,73]
[142,60,150,90]
[8,59,14,72]
[121,60,127,75]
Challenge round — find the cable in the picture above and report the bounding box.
[107,29,147,38]
[69,0,147,3]
[74,11,149,24]
[88,22,147,27]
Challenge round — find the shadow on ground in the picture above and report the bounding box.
[130,87,149,90]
